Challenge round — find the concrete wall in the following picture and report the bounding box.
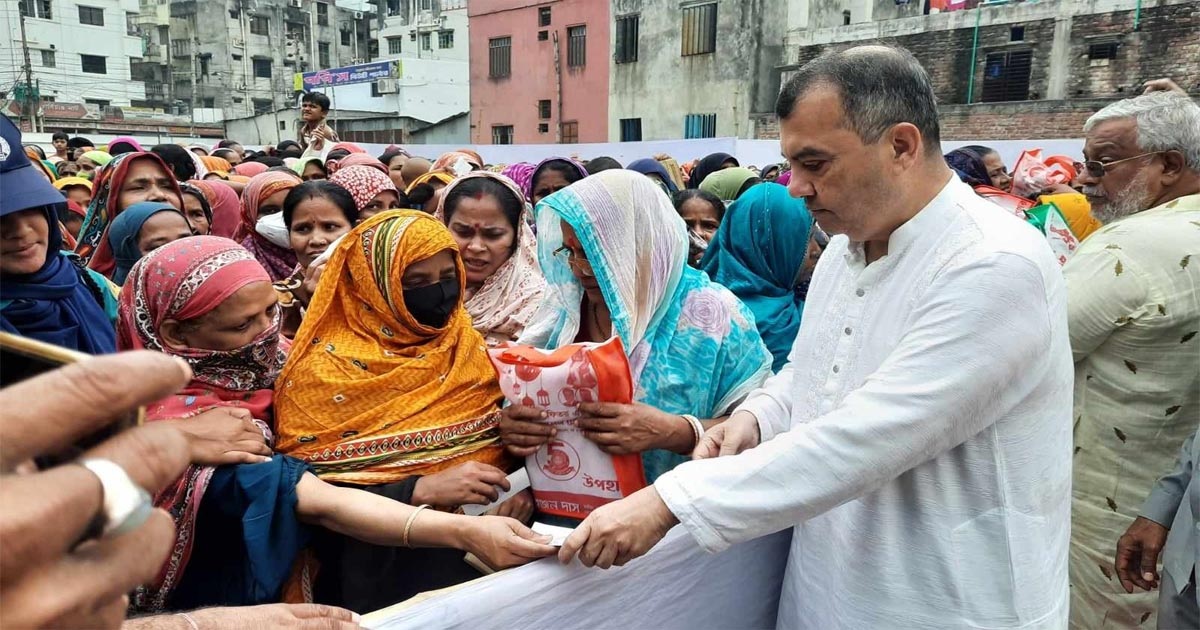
[607,0,787,142]
[468,0,610,144]
[378,0,469,63]
[315,58,468,121]
[1,0,147,107]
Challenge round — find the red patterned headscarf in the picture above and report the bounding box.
[329,164,398,213]
[191,180,242,238]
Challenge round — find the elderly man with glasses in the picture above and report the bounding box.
[1065,87,1200,629]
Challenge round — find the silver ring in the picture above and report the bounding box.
[79,458,154,539]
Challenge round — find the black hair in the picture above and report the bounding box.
[531,159,585,196]
[267,165,296,174]
[67,136,93,150]
[673,189,727,222]
[217,140,242,150]
[325,149,351,163]
[379,150,407,167]
[23,144,46,160]
[776,45,942,155]
[586,156,622,174]
[735,177,762,200]
[283,180,358,229]
[960,144,999,158]
[108,140,140,156]
[301,91,331,113]
[406,183,439,212]
[52,131,69,142]
[248,156,285,169]
[150,144,197,181]
[442,177,524,247]
[276,140,301,152]
[212,148,238,161]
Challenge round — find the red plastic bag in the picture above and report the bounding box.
[1011,149,1074,198]
[488,337,646,519]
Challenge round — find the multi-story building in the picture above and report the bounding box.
[468,0,609,145]
[2,0,148,111]
[379,0,467,64]
[755,0,1199,140]
[608,0,788,142]
[132,0,379,121]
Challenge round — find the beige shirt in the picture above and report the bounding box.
[1066,193,1200,629]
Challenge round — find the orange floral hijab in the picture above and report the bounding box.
[274,210,505,484]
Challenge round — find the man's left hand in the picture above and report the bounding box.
[558,486,678,569]
[577,402,692,455]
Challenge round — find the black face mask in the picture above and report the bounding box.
[403,278,460,329]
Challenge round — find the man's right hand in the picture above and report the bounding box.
[165,407,272,466]
[411,461,510,508]
[1142,78,1185,95]
[692,411,760,459]
[498,405,556,457]
[1114,515,1170,593]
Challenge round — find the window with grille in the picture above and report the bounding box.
[538,123,549,133]
[85,98,110,109]
[80,54,107,74]
[250,15,269,36]
[615,14,639,64]
[681,3,716,56]
[619,118,642,142]
[253,98,273,114]
[318,43,330,68]
[492,125,514,144]
[316,2,328,26]
[253,58,272,78]
[567,25,586,67]
[489,37,511,78]
[684,113,716,139]
[438,30,454,48]
[981,50,1032,103]
[341,29,351,46]
[538,6,551,27]
[40,49,55,68]
[420,32,431,50]
[538,30,548,41]
[388,37,402,54]
[78,6,104,26]
[19,0,52,20]
[538,99,551,119]
[1088,42,1119,60]
[560,121,579,144]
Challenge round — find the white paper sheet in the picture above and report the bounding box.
[530,522,574,547]
[460,468,531,517]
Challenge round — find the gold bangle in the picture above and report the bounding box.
[403,504,431,548]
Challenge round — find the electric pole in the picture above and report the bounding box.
[18,9,38,132]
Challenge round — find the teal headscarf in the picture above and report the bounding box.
[108,202,189,285]
[700,183,812,372]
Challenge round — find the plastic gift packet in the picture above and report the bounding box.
[488,337,646,519]
[975,185,1036,219]
[1011,149,1074,198]
[1025,203,1080,266]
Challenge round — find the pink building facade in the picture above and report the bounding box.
[468,0,610,145]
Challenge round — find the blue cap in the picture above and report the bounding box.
[0,115,68,217]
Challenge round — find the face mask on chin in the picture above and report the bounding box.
[255,212,291,248]
[402,277,461,329]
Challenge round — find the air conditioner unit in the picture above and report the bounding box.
[289,0,302,7]
[376,78,397,93]
[352,11,363,19]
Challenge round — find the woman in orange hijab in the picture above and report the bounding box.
[274,210,531,611]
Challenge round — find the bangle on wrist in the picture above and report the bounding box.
[681,414,704,450]
[403,504,431,548]
[175,612,200,630]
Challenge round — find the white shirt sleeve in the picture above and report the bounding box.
[737,337,802,442]
[655,252,1056,553]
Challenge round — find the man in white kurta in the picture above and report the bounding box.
[560,46,1074,630]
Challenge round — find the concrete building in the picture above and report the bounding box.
[468,0,609,145]
[130,0,380,121]
[608,0,788,142]
[379,0,468,64]
[2,0,148,114]
[753,0,1199,140]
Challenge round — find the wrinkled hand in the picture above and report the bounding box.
[291,260,326,308]
[170,603,361,629]
[1142,78,1185,95]
[488,489,535,524]
[0,351,193,630]
[577,402,691,455]
[693,410,760,460]
[559,486,678,569]
[412,461,510,508]
[499,405,556,457]
[1115,515,1170,593]
[462,516,556,571]
[167,407,272,466]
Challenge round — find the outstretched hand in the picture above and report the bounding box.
[558,486,678,569]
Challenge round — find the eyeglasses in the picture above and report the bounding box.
[553,245,595,278]
[1074,151,1164,179]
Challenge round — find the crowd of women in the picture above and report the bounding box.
[2,116,1104,616]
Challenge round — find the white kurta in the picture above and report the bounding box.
[656,177,1074,629]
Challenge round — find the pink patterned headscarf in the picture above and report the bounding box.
[326,152,388,176]
[329,165,399,213]
[501,162,536,198]
[236,171,301,280]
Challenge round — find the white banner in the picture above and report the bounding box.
[363,528,792,630]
